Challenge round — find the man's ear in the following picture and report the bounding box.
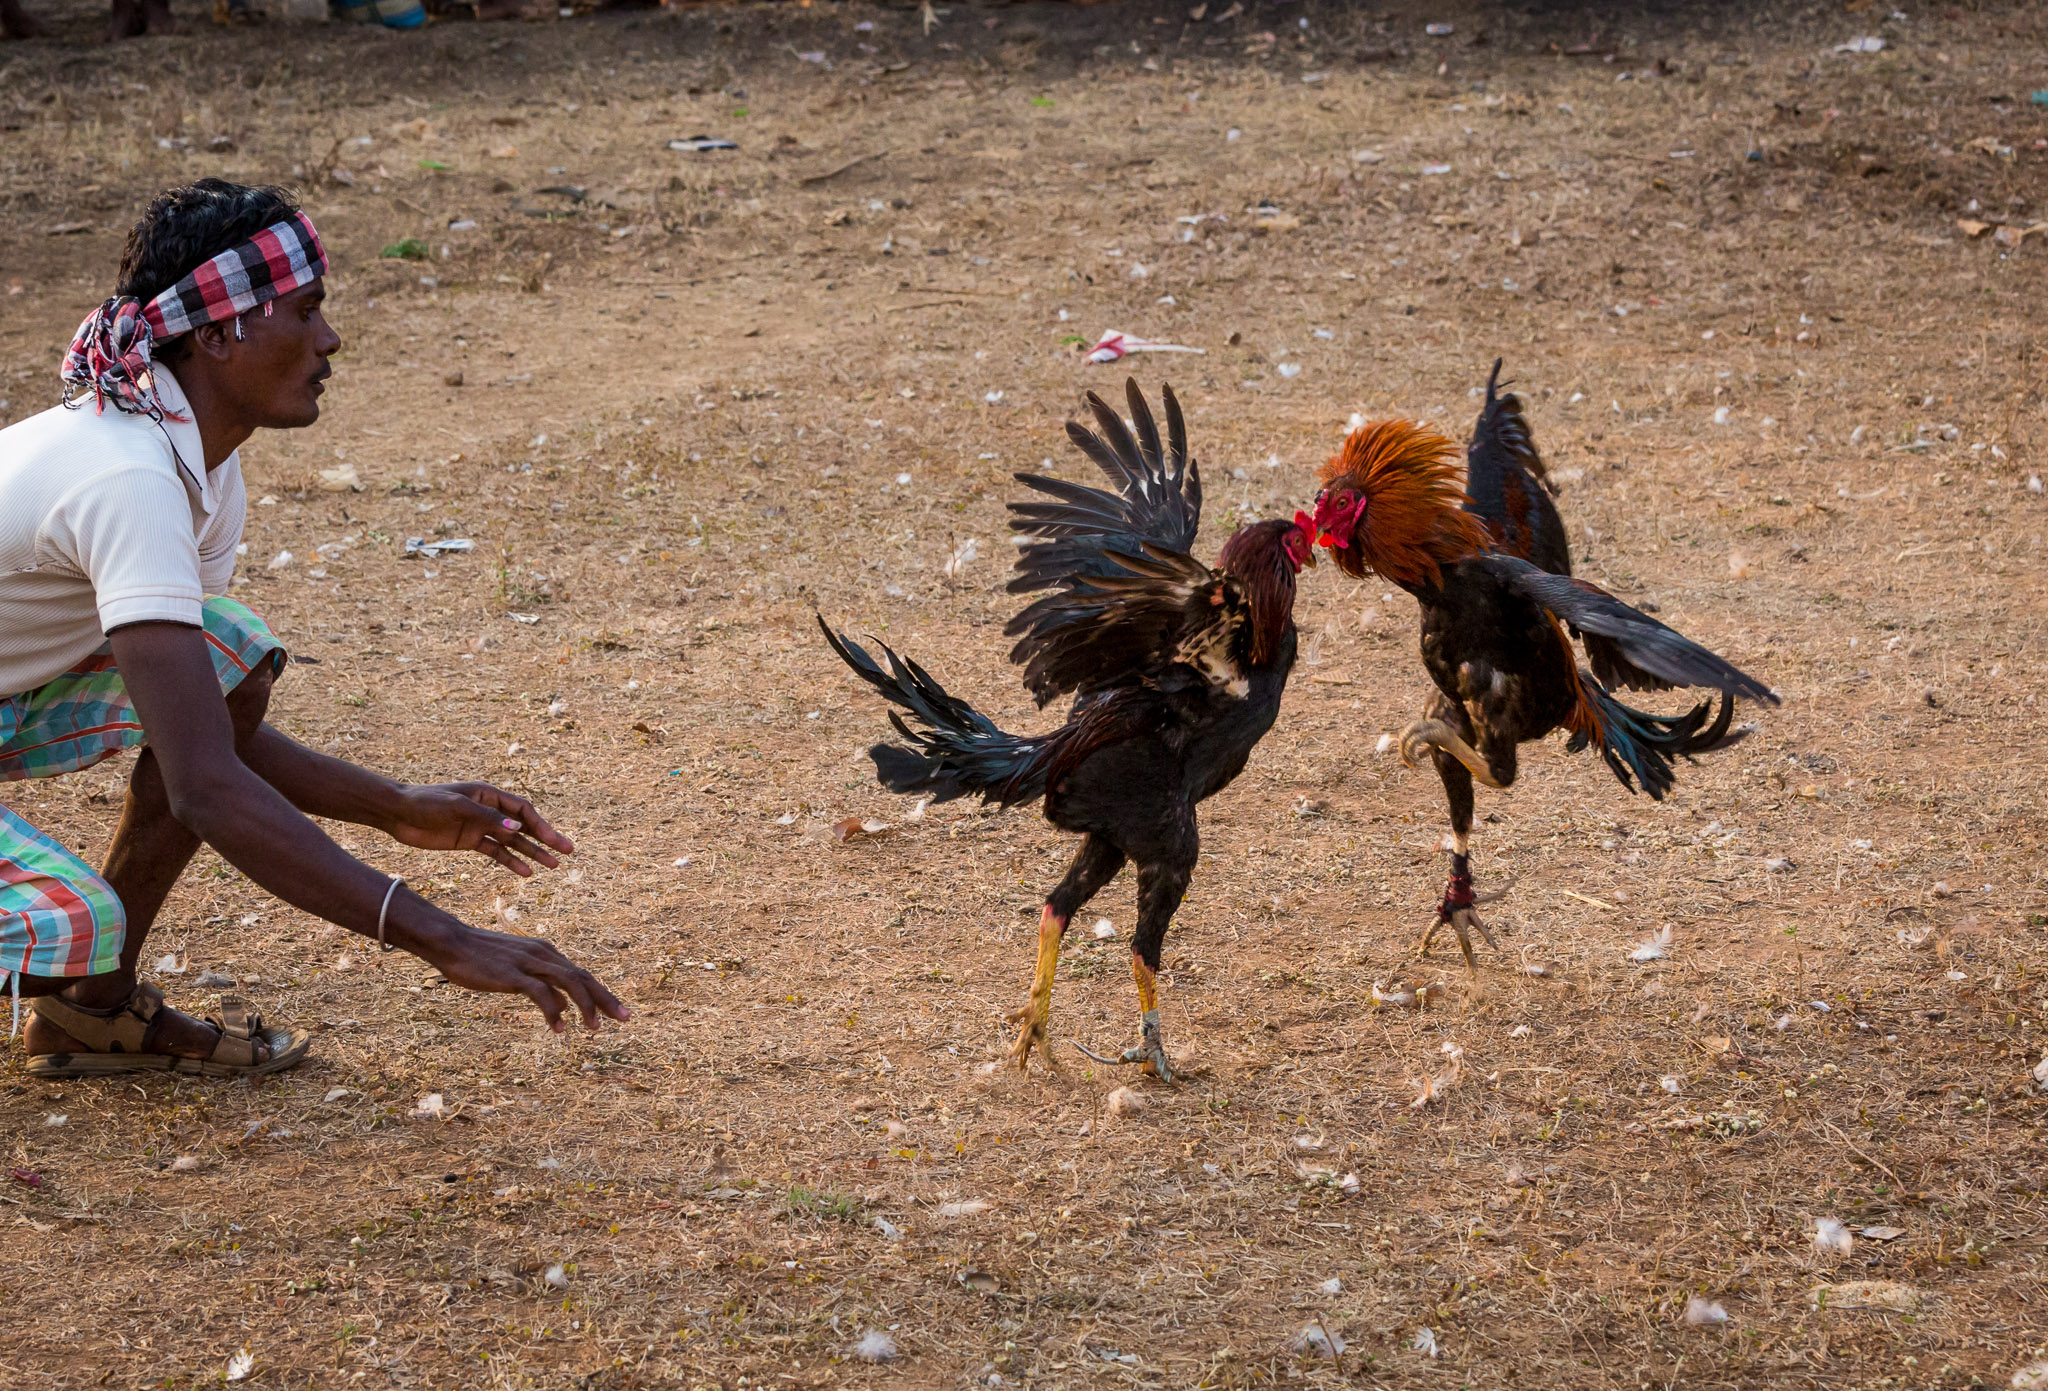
[189,318,236,362]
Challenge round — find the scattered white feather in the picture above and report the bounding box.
[543,1263,568,1289]
[1629,926,1673,962]
[1092,918,1115,939]
[1764,857,1793,874]
[935,1198,991,1218]
[1319,1276,1343,1294]
[170,1155,205,1172]
[2034,1053,2048,1092]
[2012,1360,2048,1390]
[546,697,568,718]
[1660,1075,1682,1094]
[1291,1323,1346,1357]
[1412,1327,1440,1357]
[155,952,188,975]
[1106,1086,1147,1116]
[44,1114,65,1128]
[409,1093,446,1120]
[851,1329,900,1362]
[323,1087,353,1103]
[1813,1218,1855,1257]
[1684,1296,1730,1326]
[873,1217,903,1241]
[1509,1024,1531,1039]
[226,1348,254,1382]
[1374,733,1396,755]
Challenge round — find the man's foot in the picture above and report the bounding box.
[23,981,310,1077]
[25,991,224,1060]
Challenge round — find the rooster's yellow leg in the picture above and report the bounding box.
[1122,954,1175,1082]
[1004,907,1066,1072]
[1399,719,1508,789]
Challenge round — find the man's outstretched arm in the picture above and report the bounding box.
[239,722,573,878]
[109,621,626,1032]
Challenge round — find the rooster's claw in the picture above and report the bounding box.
[1072,1027,1176,1083]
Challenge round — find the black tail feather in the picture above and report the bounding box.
[818,617,1054,809]
[1566,677,1741,801]
[1473,357,1556,496]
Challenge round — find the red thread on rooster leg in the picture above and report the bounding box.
[1439,854,1476,918]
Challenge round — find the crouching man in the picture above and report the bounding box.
[0,179,625,1078]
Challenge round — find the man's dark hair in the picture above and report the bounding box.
[115,180,301,357]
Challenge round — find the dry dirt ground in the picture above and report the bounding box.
[4,0,2048,1385]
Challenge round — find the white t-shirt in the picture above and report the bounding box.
[0,366,246,697]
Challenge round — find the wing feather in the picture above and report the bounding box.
[1475,553,1778,704]
[1008,378,1202,601]
[1004,543,1247,706]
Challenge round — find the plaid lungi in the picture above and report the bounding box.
[0,597,283,985]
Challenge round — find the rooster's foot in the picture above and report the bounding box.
[1073,1012,1175,1083]
[1003,999,1057,1074]
[1398,720,1507,788]
[1417,864,1508,971]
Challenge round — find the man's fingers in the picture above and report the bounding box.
[466,784,576,856]
[534,954,629,1028]
[518,975,566,1033]
[479,841,534,877]
[489,829,558,869]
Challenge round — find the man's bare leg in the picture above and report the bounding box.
[1,0,50,38]
[20,662,275,1059]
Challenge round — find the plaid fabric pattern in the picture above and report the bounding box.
[0,596,283,782]
[0,597,284,983]
[60,212,327,420]
[145,212,327,340]
[0,803,123,982]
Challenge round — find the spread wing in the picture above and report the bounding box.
[1008,378,1203,596]
[1004,542,1252,706]
[1474,552,1778,704]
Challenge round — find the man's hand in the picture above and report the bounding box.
[424,923,627,1032]
[386,782,575,877]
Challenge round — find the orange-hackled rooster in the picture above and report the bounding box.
[1310,362,1778,967]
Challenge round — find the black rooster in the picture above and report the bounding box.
[1310,362,1778,967]
[820,380,1316,1080]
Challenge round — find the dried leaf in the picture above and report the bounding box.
[832,816,892,844]
[1859,1226,1906,1242]
[935,1198,991,1218]
[1810,1280,1921,1312]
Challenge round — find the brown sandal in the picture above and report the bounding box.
[27,981,312,1079]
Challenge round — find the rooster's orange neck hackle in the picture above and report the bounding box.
[1315,419,1493,590]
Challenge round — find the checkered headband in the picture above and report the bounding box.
[61,211,328,420]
